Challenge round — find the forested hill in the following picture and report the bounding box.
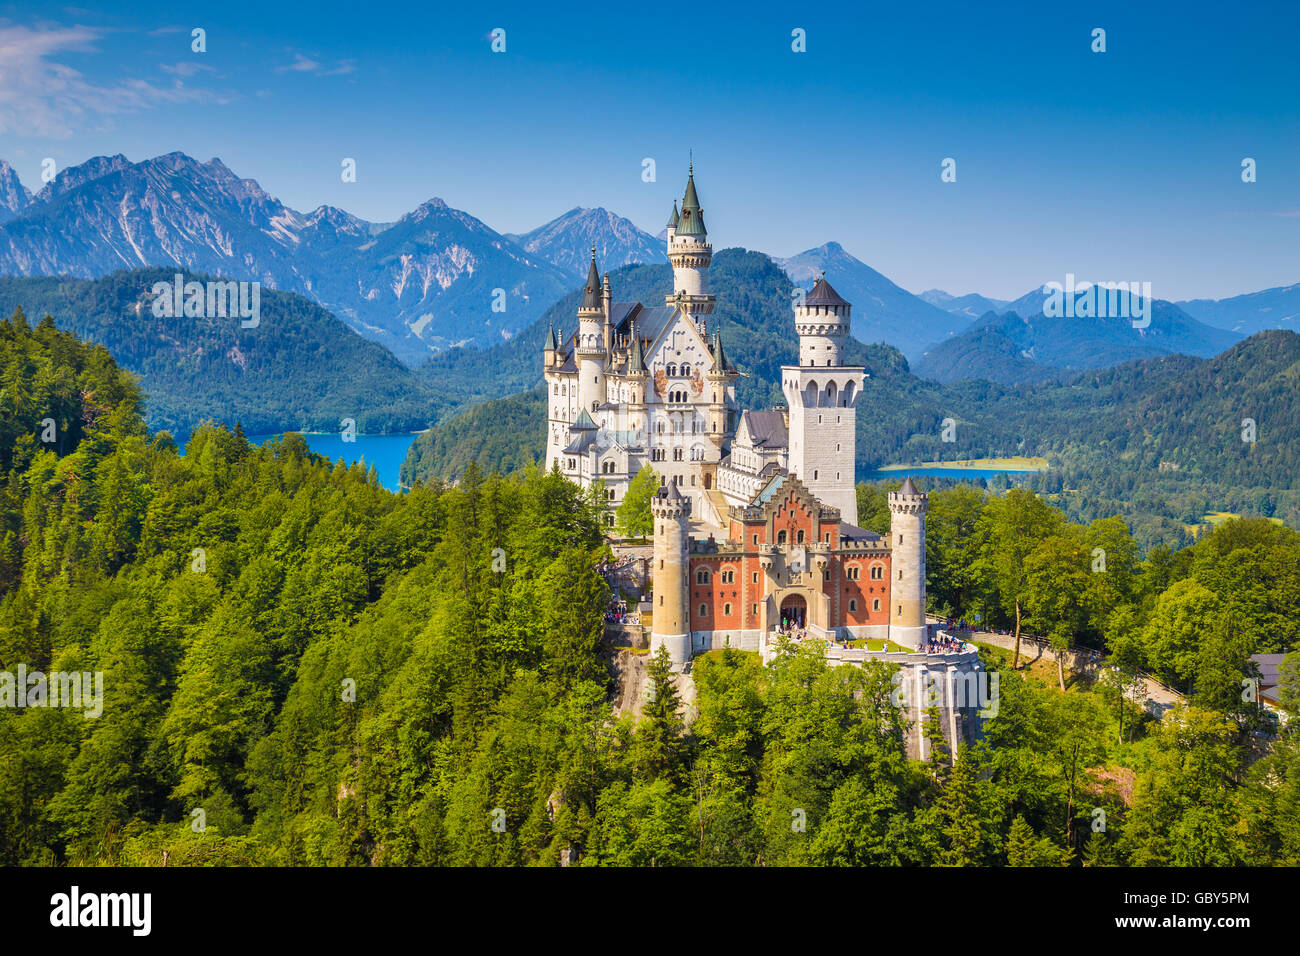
[4,316,1300,868]
[0,269,445,435]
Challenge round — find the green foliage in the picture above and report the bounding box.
[3,319,1299,868]
[616,465,658,542]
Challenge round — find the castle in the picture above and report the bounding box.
[544,165,861,529]
[543,167,987,757]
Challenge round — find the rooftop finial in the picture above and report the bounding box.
[591,242,596,262]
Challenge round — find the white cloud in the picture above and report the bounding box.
[0,24,218,137]
[276,51,356,77]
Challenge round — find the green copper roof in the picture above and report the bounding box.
[667,200,680,229]
[546,324,557,350]
[675,168,707,236]
[572,409,598,431]
[580,249,602,311]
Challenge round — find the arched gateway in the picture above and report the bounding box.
[780,594,807,628]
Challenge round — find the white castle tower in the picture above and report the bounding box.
[888,477,928,650]
[666,164,715,334]
[781,274,864,524]
[650,481,692,669]
[575,248,607,416]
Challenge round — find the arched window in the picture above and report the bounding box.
[797,530,805,544]
[696,568,710,584]
[681,363,691,376]
[699,603,708,617]
[848,599,857,612]
[777,530,787,545]
[723,603,732,616]
[870,564,883,580]
[804,382,817,407]
[667,363,678,376]
[825,381,838,408]
[843,381,856,406]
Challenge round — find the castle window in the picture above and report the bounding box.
[682,363,691,376]
[752,604,758,616]
[723,603,731,616]
[699,603,708,617]
[818,414,823,424]
[873,599,881,612]
[825,532,831,543]
[836,443,841,452]
[898,534,903,544]
[870,565,883,580]
[667,364,677,376]
[846,565,860,580]
[898,569,903,580]
[696,569,710,584]
[848,599,857,612]
[898,605,902,615]
[752,572,758,583]
[753,535,759,546]
[777,530,787,545]
[813,470,818,480]
[797,530,805,544]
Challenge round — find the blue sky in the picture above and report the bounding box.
[0,0,1296,300]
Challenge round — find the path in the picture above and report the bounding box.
[938,620,1183,712]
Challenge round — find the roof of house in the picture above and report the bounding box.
[739,409,788,449]
[804,275,850,308]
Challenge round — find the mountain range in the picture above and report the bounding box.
[1,150,1295,396]
[505,207,667,281]
[0,153,665,364]
[913,301,1242,385]
[923,280,1300,345]
[773,242,969,360]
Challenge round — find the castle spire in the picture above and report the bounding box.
[667,199,680,230]
[628,321,645,373]
[677,165,706,236]
[580,245,602,312]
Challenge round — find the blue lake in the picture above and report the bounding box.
[246,432,419,492]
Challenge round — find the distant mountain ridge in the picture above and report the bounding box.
[0,161,31,225]
[918,288,1011,321]
[1175,283,1300,337]
[0,152,578,363]
[913,301,1241,384]
[506,207,665,280]
[773,242,968,361]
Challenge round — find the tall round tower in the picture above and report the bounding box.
[665,164,715,332]
[887,477,928,650]
[576,248,607,416]
[781,274,864,524]
[650,481,693,669]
